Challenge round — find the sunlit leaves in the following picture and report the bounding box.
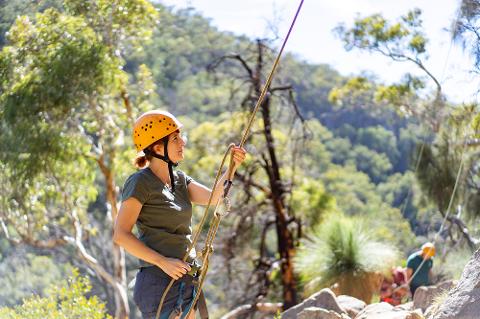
[0,269,111,319]
[64,0,158,53]
[336,9,427,59]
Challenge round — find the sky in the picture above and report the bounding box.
[159,0,479,104]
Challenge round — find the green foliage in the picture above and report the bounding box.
[416,106,480,218]
[0,269,111,319]
[346,145,393,183]
[378,172,419,227]
[329,76,374,107]
[335,8,427,58]
[291,177,336,227]
[0,0,63,47]
[436,246,473,280]
[321,165,416,248]
[0,8,116,181]
[0,253,72,307]
[454,0,480,72]
[64,0,158,53]
[375,74,425,107]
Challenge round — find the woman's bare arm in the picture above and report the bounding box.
[113,197,190,279]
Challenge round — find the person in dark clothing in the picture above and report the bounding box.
[406,242,435,297]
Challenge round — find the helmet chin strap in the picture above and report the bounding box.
[144,140,178,193]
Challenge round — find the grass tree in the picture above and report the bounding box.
[294,214,398,303]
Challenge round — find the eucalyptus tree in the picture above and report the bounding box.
[334,9,447,133]
[0,1,158,317]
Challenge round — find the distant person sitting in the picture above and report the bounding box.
[406,242,435,297]
[380,266,408,305]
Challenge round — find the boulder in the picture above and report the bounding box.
[413,280,455,312]
[336,295,366,318]
[354,302,424,319]
[394,301,413,312]
[297,307,350,319]
[281,289,347,319]
[426,248,480,319]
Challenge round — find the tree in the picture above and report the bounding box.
[453,0,480,74]
[0,1,158,317]
[415,105,480,249]
[334,9,447,133]
[204,39,311,309]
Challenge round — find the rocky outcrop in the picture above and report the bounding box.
[426,248,480,319]
[281,289,426,319]
[394,301,413,312]
[297,307,350,319]
[281,289,348,319]
[336,295,366,318]
[413,280,455,312]
[353,302,423,319]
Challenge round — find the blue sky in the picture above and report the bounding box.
[160,0,479,104]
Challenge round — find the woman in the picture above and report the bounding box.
[113,110,246,319]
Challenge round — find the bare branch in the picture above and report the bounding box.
[270,85,292,93]
[447,215,480,249]
[208,54,254,79]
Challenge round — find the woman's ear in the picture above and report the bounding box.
[152,143,164,155]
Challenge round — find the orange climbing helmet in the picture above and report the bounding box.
[133,110,183,153]
[421,242,435,258]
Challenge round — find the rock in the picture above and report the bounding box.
[354,302,424,319]
[336,295,366,318]
[426,248,480,319]
[413,280,455,312]
[297,307,350,319]
[394,301,413,311]
[281,288,347,319]
[423,305,436,319]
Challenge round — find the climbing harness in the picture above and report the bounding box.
[154,1,305,318]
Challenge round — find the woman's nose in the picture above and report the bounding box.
[180,135,187,146]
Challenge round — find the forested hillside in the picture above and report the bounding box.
[0,1,479,318]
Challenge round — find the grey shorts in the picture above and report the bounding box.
[133,266,195,319]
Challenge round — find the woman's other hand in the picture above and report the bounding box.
[157,257,192,280]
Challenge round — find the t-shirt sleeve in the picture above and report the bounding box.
[406,255,416,269]
[178,170,195,186]
[185,173,194,185]
[121,174,150,204]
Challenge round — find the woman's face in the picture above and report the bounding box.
[166,130,187,163]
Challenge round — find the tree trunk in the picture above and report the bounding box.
[99,152,129,318]
[254,40,298,309]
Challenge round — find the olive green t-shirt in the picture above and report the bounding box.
[121,167,196,267]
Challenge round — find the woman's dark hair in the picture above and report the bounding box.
[134,135,168,168]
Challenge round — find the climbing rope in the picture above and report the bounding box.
[154,1,305,318]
